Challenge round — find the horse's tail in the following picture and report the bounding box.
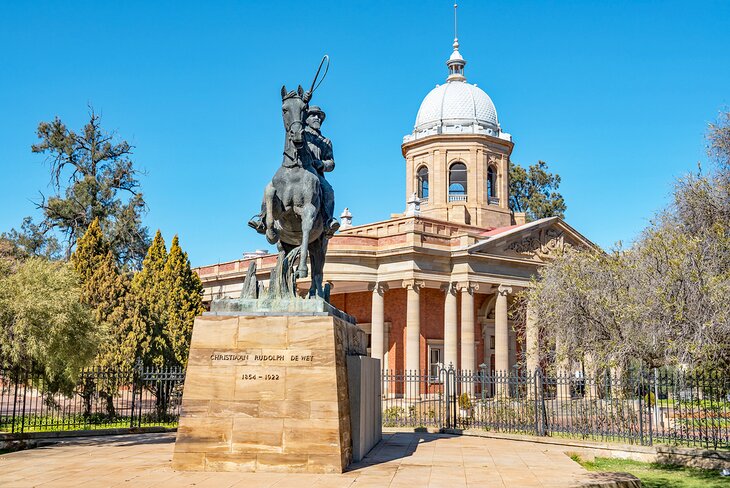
[267,245,302,299]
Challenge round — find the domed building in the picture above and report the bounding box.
[194,34,595,391]
[402,37,513,229]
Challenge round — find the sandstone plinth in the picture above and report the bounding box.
[172,312,365,473]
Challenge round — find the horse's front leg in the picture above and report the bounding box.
[264,182,278,244]
[297,203,316,279]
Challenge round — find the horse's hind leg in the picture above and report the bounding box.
[297,203,316,279]
[308,237,325,298]
[264,182,278,244]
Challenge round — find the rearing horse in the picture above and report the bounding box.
[263,85,326,291]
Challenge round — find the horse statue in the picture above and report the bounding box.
[261,84,328,299]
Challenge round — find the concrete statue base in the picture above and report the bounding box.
[172,306,380,473]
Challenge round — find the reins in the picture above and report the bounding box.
[308,55,329,98]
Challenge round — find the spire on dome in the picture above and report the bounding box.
[446,3,466,82]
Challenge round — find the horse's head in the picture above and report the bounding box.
[281,85,308,148]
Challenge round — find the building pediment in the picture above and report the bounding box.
[466,217,597,262]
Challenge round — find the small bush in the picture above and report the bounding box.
[459,393,472,410]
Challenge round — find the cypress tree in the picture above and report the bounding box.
[71,219,110,284]
[71,219,138,371]
[164,235,204,367]
[131,230,170,366]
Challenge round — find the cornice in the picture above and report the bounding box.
[401,133,514,157]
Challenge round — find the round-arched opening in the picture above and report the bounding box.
[417,165,429,201]
[487,165,498,204]
[448,162,467,202]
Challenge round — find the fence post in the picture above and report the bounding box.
[539,369,548,436]
[533,369,540,437]
[638,369,644,445]
[647,369,653,446]
[442,367,448,430]
[19,368,28,434]
[10,367,20,434]
[129,358,141,428]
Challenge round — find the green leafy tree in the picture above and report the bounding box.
[509,160,567,221]
[131,230,169,367]
[525,111,730,373]
[1,217,61,260]
[71,219,147,414]
[130,231,202,417]
[24,108,149,268]
[131,231,203,368]
[0,258,98,393]
[71,219,140,370]
[164,235,205,367]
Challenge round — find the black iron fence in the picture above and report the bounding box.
[3,362,728,449]
[0,362,185,434]
[382,368,730,449]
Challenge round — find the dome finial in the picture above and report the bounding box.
[453,3,459,49]
[446,2,466,82]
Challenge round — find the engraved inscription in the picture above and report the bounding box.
[210,350,314,366]
[241,373,280,381]
[210,353,250,361]
[211,350,314,382]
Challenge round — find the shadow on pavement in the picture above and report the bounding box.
[346,431,449,472]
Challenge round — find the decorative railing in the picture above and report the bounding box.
[448,194,467,202]
[0,362,185,434]
[4,363,728,450]
[382,367,730,449]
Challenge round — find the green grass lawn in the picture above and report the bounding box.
[573,455,730,488]
[1,418,177,433]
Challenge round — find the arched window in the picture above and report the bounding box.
[417,166,429,200]
[448,162,467,201]
[487,166,498,202]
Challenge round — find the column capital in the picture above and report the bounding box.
[368,281,389,294]
[402,279,424,292]
[440,281,458,295]
[456,281,480,294]
[497,284,512,296]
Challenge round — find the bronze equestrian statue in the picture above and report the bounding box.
[248,84,336,299]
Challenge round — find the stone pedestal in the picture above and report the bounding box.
[172,309,368,473]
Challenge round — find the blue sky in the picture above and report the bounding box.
[1,1,728,267]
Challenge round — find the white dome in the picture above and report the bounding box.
[403,41,512,144]
[414,80,499,133]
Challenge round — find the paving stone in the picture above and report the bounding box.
[0,431,618,487]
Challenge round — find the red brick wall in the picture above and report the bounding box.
[330,291,371,324]
[385,288,406,372]
[332,288,493,373]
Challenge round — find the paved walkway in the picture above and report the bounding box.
[0,432,604,487]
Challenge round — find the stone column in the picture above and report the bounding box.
[442,282,458,371]
[584,353,599,399]
[556,332,571,401]
[383,323,390,372]
[459,282,478,374]
[403,280,423,374]
[525,302,539,374]
[495,285,511,397]
[495,285,511,373]
[610,363,624,399]
[382,322,391,399]
[369,282,387,369]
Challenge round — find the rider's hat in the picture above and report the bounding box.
[308,106,326,121]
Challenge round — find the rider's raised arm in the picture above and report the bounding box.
[321,138,335,172]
